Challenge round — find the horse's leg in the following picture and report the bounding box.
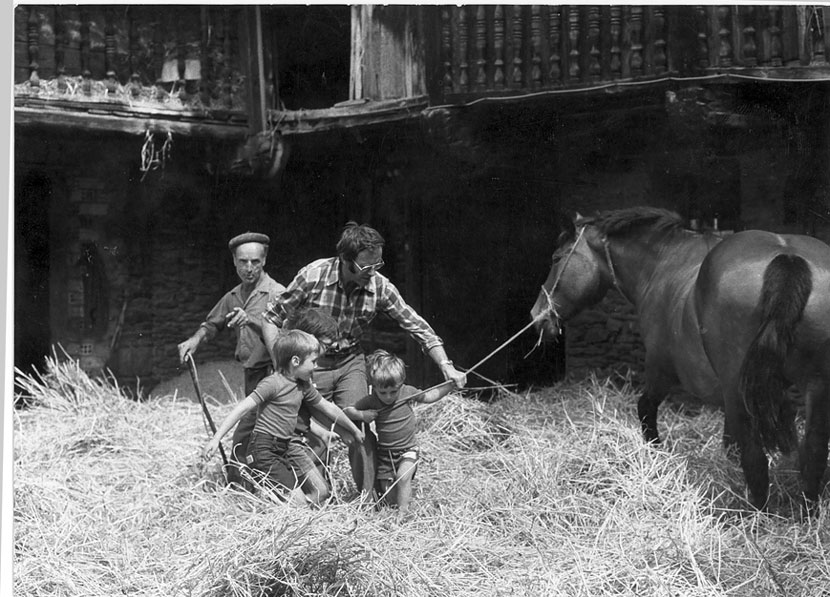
[721,407,740,463]
[800,353,830,510]
[723,382,770,510]
[637,388,664,444]
[638,366,673,444]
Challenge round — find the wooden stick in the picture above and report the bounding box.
[186,354,229,471]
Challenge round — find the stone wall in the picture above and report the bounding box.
[564,291,644,382]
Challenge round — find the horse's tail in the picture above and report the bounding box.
[739,253,812,454]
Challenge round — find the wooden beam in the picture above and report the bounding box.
[14,104,248,139]
[14,95,430,138]
[267,96,429,134]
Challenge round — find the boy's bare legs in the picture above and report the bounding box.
[393,459,418,511]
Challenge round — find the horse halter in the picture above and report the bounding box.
[601,236,625,297]
[536,225,587,326]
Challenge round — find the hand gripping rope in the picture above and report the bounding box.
[405,226,586,403]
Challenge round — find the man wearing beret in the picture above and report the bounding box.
[261,222,466,493]
[178,232,285,487]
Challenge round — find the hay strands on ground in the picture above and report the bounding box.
[186,354,229,476]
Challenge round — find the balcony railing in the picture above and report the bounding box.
[14,5,248,114]
[697,5,830,72]
[435,5,830,102]
[14,5,830,130]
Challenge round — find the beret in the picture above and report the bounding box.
[228,232,270,251]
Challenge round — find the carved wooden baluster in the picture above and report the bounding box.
[548,6,562,85]
[475,6,487,90]
[176,8,188,99]
[630,6,643,77]
[653,6,667,74]
[441,6,453,94]
[458,6,469,91]
[494,5,505,89]
[80,7,92,95]
[568,6,581,80]
[129,7,142,97]
[511,5,523,87]
[105,7,118,94]
[741,6,757,66]
[695,5,710,69]
[199,6,211,104]
[55,6,67,92]
[768,6,783,67]
[153,8,164,98]
[587,6,601,81]
[610,6,622,78]
[530,5,542,87]
[27,7,40,88]
[716,6,732,67]
[222,7,234,109]
[809,7,827,65]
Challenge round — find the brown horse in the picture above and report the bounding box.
[531,206,830,510]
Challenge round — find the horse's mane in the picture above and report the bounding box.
[579,207,685,238]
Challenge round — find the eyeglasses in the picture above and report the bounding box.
[353,260,385,273]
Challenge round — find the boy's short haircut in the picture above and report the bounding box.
[366,349,406,388]
[274,330,321,373]
[284,307,338,340]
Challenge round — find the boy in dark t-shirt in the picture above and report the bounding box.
[204,330,364,506]
[343,349,460,511]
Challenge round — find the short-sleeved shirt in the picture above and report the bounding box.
[263,257,443,354]
[200,273,285,370]
[354,384,420,451]
[250,373,323,441]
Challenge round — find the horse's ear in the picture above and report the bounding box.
[574,211,591,226]
[558,212,577,242]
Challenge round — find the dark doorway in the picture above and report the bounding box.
[15,171,52,393]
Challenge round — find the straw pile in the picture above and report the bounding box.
[14,357,830,596]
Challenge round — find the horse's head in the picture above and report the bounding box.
[530,214,613,340]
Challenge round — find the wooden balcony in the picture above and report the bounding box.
[14,5,830,139]
[433,5,830,103]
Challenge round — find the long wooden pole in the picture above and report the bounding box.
[186,354,229,472]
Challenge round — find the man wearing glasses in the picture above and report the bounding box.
[262,221,466,492]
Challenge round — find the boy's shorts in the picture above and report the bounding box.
[247,432,326,493]
[375,446,419,483]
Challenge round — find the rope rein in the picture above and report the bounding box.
[405,226,588,402]
[602,237,626,298]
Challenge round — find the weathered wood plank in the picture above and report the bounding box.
[15,95,429,137]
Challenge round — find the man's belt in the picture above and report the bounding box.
[317,344,361,369]
[325,343,360,359]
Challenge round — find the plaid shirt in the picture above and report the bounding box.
[264,257,443,353]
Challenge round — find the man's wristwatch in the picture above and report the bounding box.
[440,359,453,368]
